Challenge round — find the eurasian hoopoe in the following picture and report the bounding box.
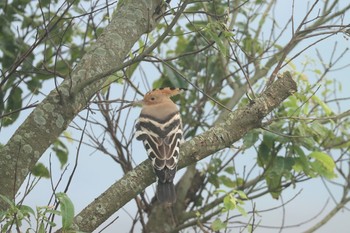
[135,87,185,204]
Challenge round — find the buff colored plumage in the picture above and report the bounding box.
[135,87,185,204]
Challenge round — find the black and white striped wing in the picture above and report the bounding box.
[135,112,182,179]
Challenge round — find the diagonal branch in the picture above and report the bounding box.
[64,72,297,232]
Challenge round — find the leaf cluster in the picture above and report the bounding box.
[0,192,77,233]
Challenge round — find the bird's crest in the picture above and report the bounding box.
[145,87,186,97]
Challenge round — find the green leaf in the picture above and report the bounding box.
[52,140,69,169]
[236,205,248,217]
[32,163,50,178]
[234,178,244,187]
[219,175,236,188]
[265,156,295,199]
[292,146,311,175]
[27,78,42,94]
[309,152,336,179]
[63,131,74,143]
[223,195,236,210]
[38,222,46,233]
[210,30,227,55]
[224,166,235,174]
[257,141,270,167]
[265,171,282,199]
[235,190,248,200]
[19,205,35,217]
[272,156,295,175]
[311,95,332,116]
[56,192,75,230]
[2,87,23,126]
[311,122,330,140]
[243,130,259,148]
[207,174,220,188]
[211,218,227,231]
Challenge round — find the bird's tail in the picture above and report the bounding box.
[156,181,176,204]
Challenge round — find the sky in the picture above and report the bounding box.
[1,0,350,232]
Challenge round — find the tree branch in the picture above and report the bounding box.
[64,72,297,232]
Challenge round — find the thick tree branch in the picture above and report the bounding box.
[65,72,297,232]
[0,0,164,207]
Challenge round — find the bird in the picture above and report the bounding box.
[135,87,185,204]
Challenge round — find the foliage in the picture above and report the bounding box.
[0,194,35,232]
[0,0,107,127]
[0,193,76,233]
[56,193,76,232]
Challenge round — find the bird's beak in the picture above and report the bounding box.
[133,100,143,107]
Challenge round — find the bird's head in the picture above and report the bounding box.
[141,87,186,106]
